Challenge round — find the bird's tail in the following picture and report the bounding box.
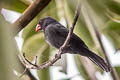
[81,50,111,72]
[87,51,111,72]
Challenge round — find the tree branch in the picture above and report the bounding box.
[18,4,81,69]
[13,0,51,36]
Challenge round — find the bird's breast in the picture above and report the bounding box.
[45,35,52,45]
[44,31,64,49]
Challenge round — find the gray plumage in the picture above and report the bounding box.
[36,17,111,72]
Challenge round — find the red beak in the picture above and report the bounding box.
[35,24,42,32]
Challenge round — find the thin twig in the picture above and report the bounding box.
[61,5,80,49]
[106,14,120,23]
[19,4,81,70]
[83,6,119,80]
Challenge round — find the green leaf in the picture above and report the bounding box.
[103,17,120,49]
[115,67,120,78]
[104,17,120,31]
[13,0,28,13]
[22,33,48,61]
[1,0,28,13]
[65,0,95,49]
[22,17,40,42]
[64,1,98,79]
[107,1,120,15]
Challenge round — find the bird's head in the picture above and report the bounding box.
[35,17,58,32]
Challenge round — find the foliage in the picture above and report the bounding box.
[1,0,120,80]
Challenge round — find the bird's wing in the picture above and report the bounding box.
[53,24,69,37]
[48,23,88,49]
[46,23,69,38]
[44,23,69,48]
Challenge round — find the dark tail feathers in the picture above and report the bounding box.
[87,51,111,72]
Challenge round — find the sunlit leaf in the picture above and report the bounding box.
[1,0,28,13]
[103,17,120,49]
[22,17,39,42]
[22,33,48,61]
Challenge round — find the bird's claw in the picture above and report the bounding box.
[55,54,61,59]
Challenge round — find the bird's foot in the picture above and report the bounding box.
[55,53,61,59]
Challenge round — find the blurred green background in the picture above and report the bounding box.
[0,0,120,80]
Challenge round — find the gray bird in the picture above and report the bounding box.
[35,17,111,72]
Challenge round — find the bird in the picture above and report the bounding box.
[35,16,111,72]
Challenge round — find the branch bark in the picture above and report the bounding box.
[13,0,51,35]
